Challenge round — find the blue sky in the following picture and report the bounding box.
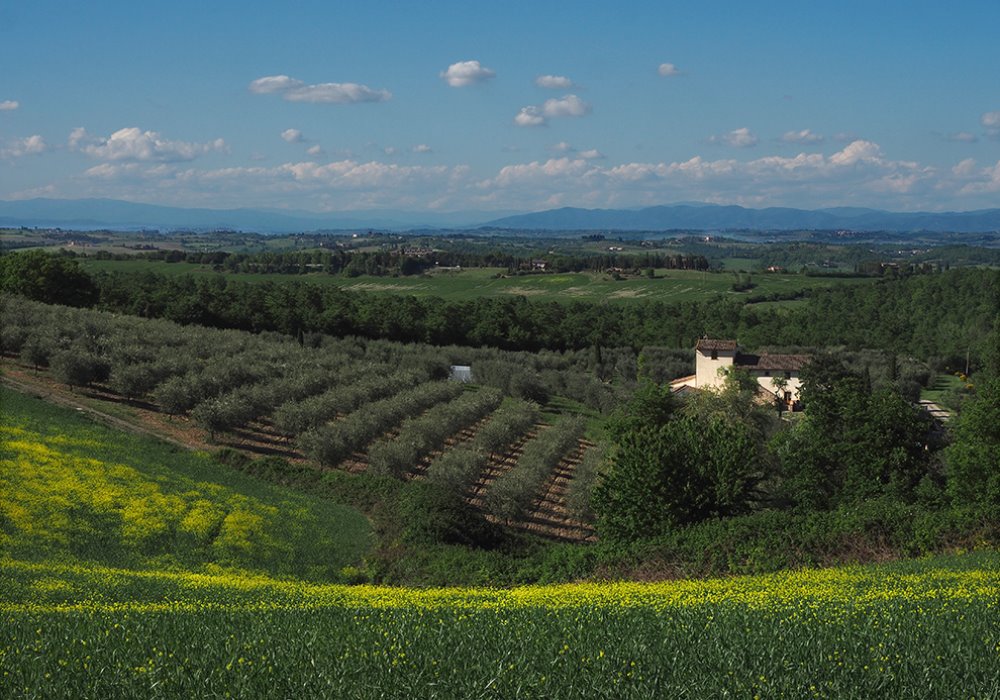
[1,0,998,213]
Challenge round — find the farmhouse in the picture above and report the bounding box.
[670,338,809,410]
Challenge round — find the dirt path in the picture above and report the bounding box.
[1,369,197,452]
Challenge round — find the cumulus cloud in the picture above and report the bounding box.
[286,83,391,103]
[473,138,949,210]
[952,158,978,177]
[0,134,47,158]
[542,94,590,118]
[709,127,758,148]
[535,75,574,89]
[249,75,303,94]
[281,128,304,143]
[514,106,546,127]
[944,131,978,143]
[306,144,324,156]
[828,139,882,166]
[0,100,19,111]
[982,111,1000,138]
[579,149,605,160]
[658,63,681,77]
[70,127,226,162]
[249,74,390,103]
[956,159,1000,194]
[515,95,591,127]
[412,144,432,154]
[440,60,495,87]
[781,129,824,145]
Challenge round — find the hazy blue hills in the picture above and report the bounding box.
[1,198,999,233]
[483,205,1000,233]
[0,198,500,232]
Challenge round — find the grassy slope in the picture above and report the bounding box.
[79,258,874,305]
[0,386,372,581]
[2,553,998,698]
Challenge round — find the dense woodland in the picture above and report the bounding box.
[1,248,998,582]
[2,250,996,370]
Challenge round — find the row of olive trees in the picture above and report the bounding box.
[484,417,586,522]
[564,447,603,522]
[297,381,464,468]
[367,388,503,478]
[271,367,428,437]
[1,297,452,419]
[424,399,540,494]
[189,363,366,438]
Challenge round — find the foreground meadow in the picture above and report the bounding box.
[2,555,999,699]
[3,387,999,697]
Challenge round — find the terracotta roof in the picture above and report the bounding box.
[695,338,738,352]
[669,374,696,385]
[735,352,810,371]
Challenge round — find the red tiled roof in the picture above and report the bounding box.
[735,352,810,371]
[695,338,737,352]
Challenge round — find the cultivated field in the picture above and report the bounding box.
[78,258,873,305]
[0,387,372,580]
[3,555,998,698]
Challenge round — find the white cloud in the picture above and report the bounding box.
[982,111,1000,138]
[514,106,546,127]
[957,160,1000,194]
[709,127,758,148]
[70,127,227,162]
[281,128,304,143]
[286,83,391,104]
[658,63,681,77]
[0,100,19,111]
[412,144,432,154]
[781,129,824,145]
[440,60,496,87]
[383,146,397,156]
[542,94,591,118]
[945,132,978,143]
[249,75,304,94]
[249,74,390,103]
[548,142,603,159]
[306,144,324,156]
[518,95,591,126]
[952,158,977,177]
[828,139,882,166]
[0,134,47,158]
[535,75,574,89]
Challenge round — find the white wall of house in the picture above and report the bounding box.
[752,373,803,402]
[695,348,735,388]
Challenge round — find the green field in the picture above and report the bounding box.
[0,386,371,580]
[3,384,999,697]
[80,258,874,304]
[3,554,998,698]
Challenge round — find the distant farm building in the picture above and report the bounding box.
[450,365,473,383]
[670,338,809,410]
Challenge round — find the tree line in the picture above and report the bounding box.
[2,250,997,373]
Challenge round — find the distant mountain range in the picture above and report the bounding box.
[2,198,999,233]
[0,198,501,233]
[482,205,1000,233]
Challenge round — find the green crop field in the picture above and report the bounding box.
[0,386,372,581]
[3,384,999,697]
[79,258,874,305]
[3,553,998,698]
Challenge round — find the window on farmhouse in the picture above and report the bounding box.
[711,350,718,360]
